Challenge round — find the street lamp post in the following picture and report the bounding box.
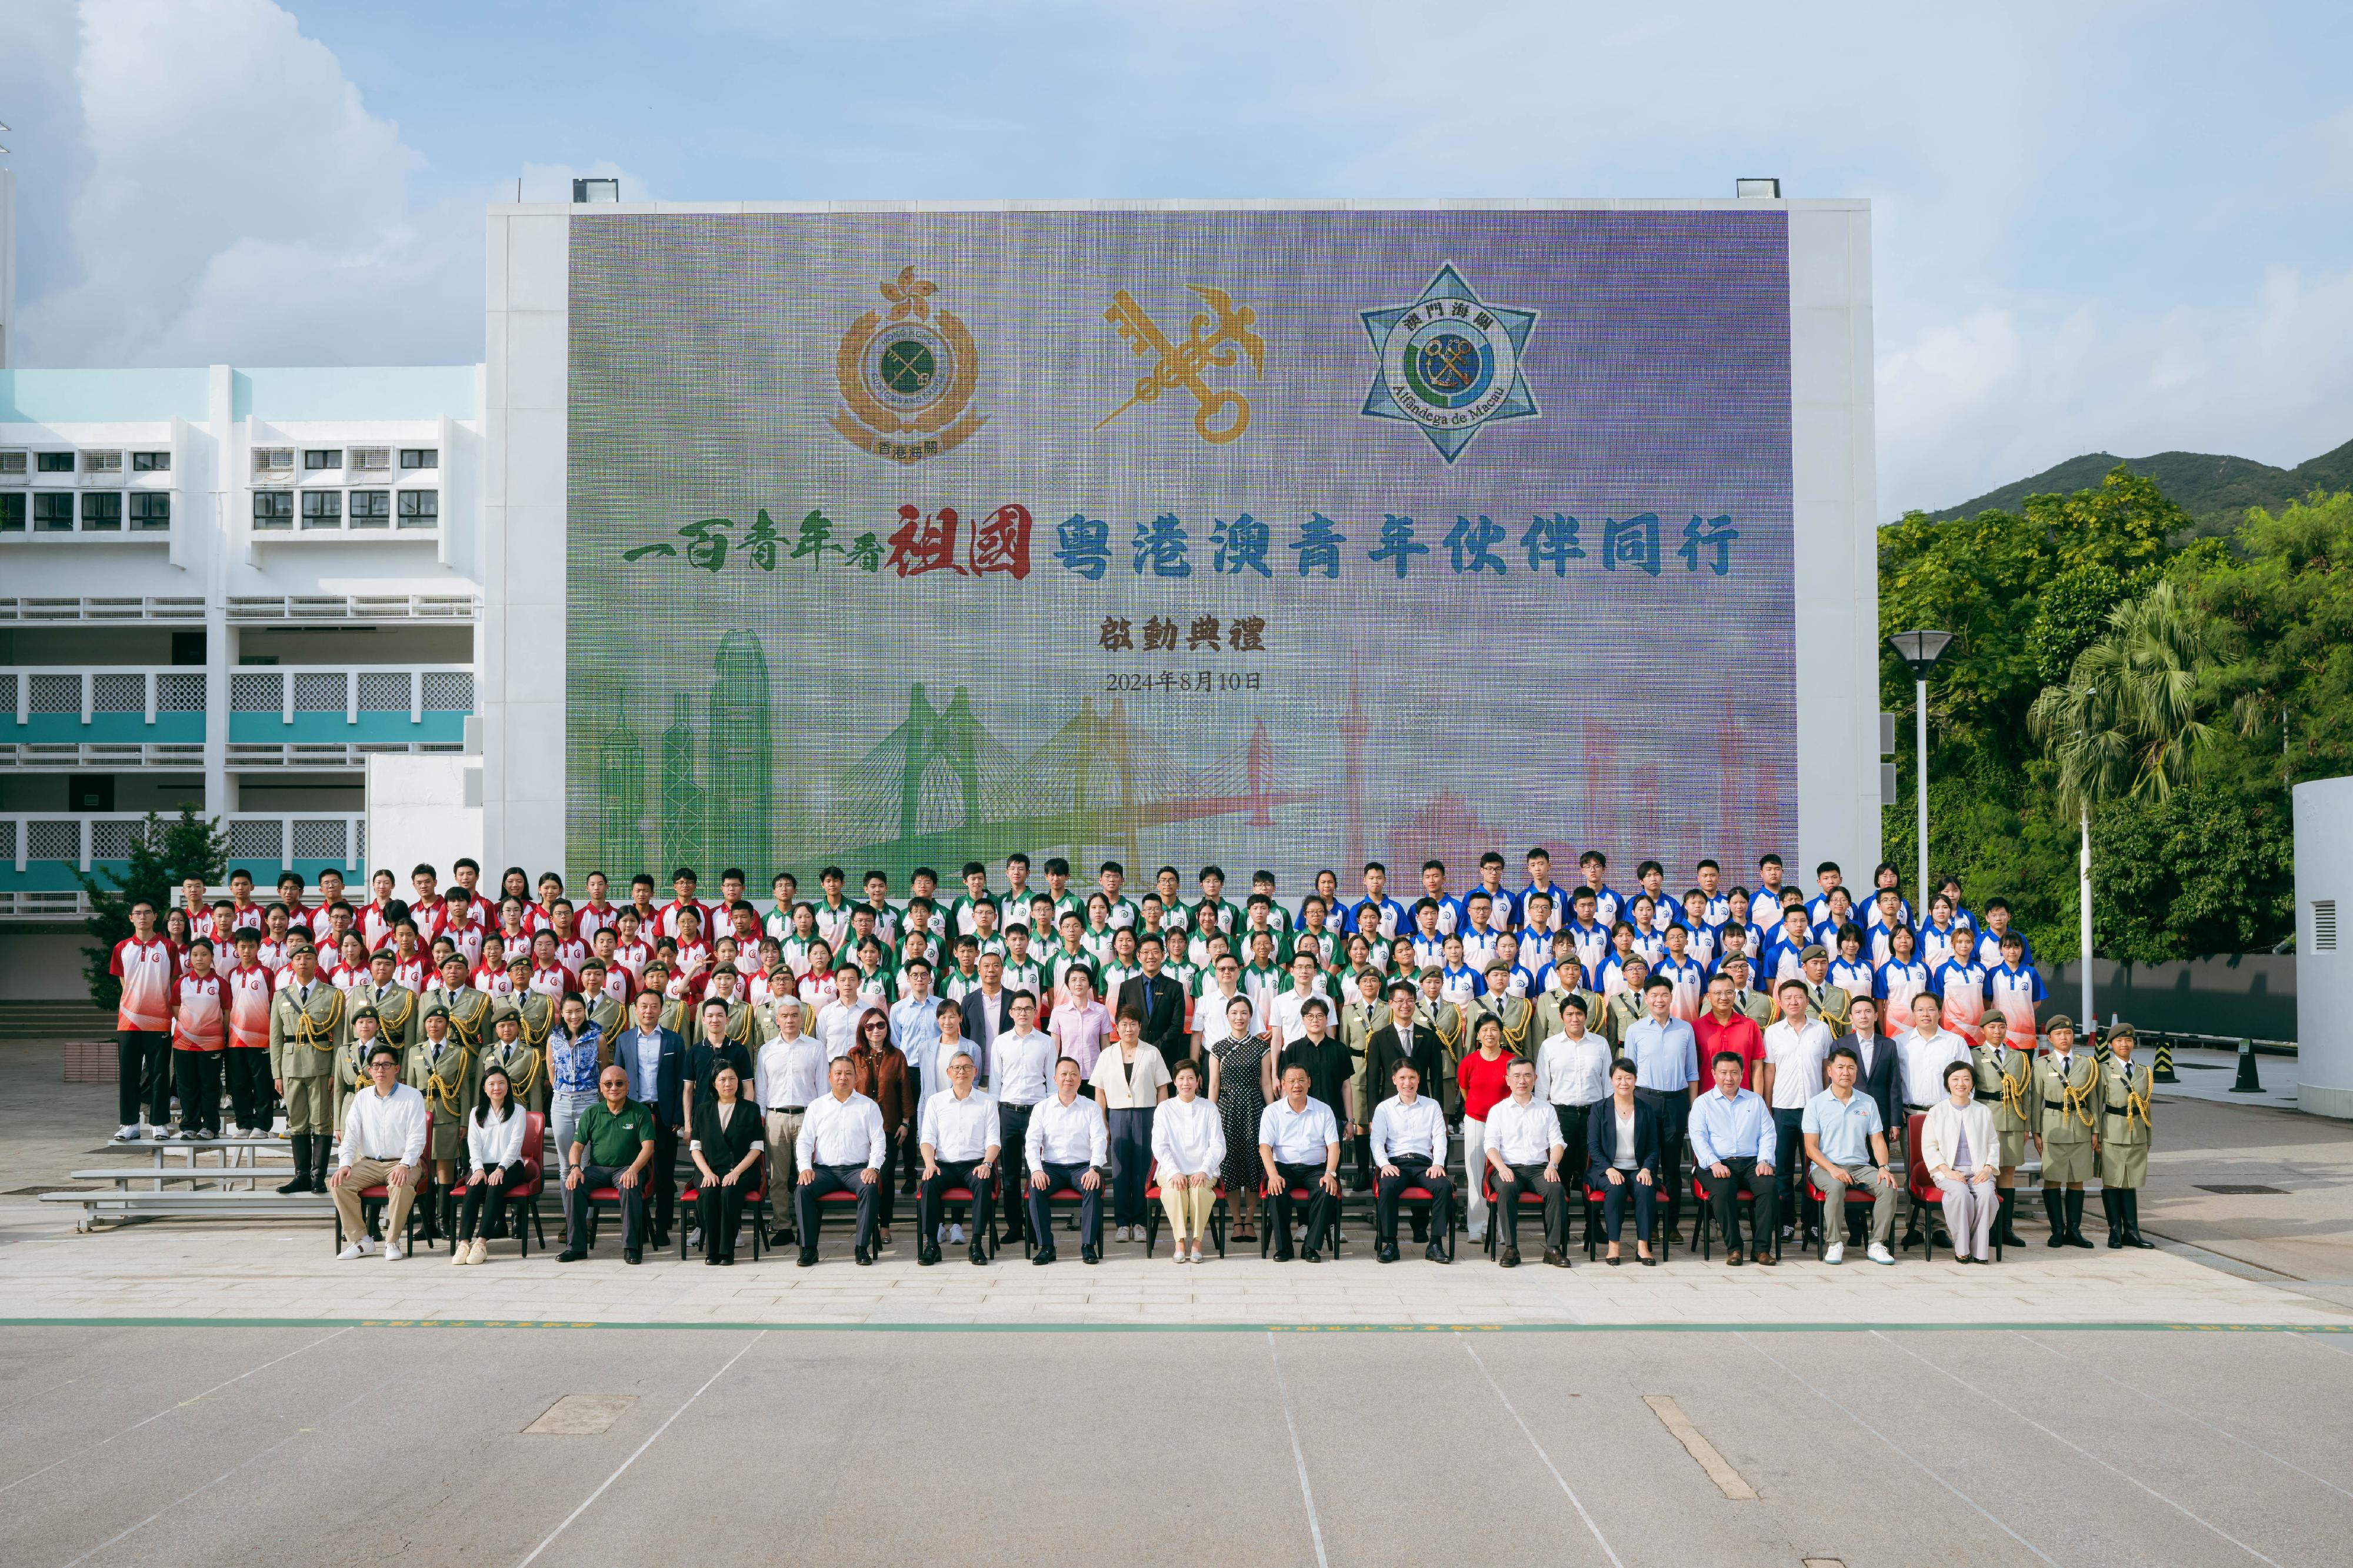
[1887,629,1955,912]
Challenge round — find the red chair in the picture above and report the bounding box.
[1902,1111,1999,1262]
[1689,1166,1782,1262]
[330,1176,422,1254]
[1141,1161,1227,1259]
[1479,1167,1567,1261]
[444,1109,549,1257]
[1021,1180,1102,1257]
[1580,1177,1672,1262]
[1258,1176,1342,1259]
[931,1172,1001,1259]
[676,1177,769,1260]
[1804,1170,1885,1255]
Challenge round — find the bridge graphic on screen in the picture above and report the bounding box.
[584,629,1348,882]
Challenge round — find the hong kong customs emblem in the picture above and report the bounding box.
[832,266,984,463]
[1359,264,1538,463]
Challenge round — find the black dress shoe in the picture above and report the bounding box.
[1426,1244,1450,1265]
[704,1253,720,1267]
[719,1256,734,1266]
[918,1246,939,1266]
[796,1249,818,1267]
[557,1248,586,1263]
[1376,1242,1399,1264]
[1081,1247,1100,1265]
[1499,1246,1519,1268]
[1301,1249,1322,1263]
[854,1247,873,1266]
[1543,1247,1569,1268]
[624,1249,642,1265]
[768,1228,794,1248]
[1031,1249,1056,1266]
[969,1244,989,1266]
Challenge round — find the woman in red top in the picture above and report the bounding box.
[1457,1015,1517,1243]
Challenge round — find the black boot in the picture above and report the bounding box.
[2102,1190,2124,1248]
[418,1181,441,1243]
[2042,1187,2067,1247]
[2122,1189,2157,1248]
[312,1137,332,1194]
[276,1133,313,1193]
[1996,1187,2024,1247]
[2062,1189,2094,1247]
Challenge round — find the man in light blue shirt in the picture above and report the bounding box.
[1621,976,1700,1243]
[889,958,945,1199]
[1688,1050,1778,1265]
[1801,1045,1898,1264]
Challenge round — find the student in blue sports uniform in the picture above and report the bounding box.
[1693,859,1731,926]
[1415,860,1461,936]
[1763,903,1815,985]
[1520,848,1566,932]
[1918,893,1968,972]
[1458,892,1506,975]
[1752,853,1790,914]
[1973,898,2034,968]
[1875,924,1933,1019]
[1828,925,1877,999]
[1863,886,1911,968]
[1630,860,1672,923]
[1565,889,1611,979]
[1987,931,2046,1047]
[1350,861,1411,945]
[1804,861,1845,928]
[1810,886,1857,952]
[1409,899,1449,970]
[1471,852,1517,930]
[1575,851,1622,928]
[1869,862,1913,927]
[1625,897,1669,964]
[1517,890,1563,966]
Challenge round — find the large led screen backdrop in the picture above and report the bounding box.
[565,208,1797,887]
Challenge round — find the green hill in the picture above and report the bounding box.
[1921,436,2353,532]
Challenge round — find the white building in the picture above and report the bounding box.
[1,362,481,992]
[2295,776,2350,1119]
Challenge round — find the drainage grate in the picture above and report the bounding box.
[2195,1183,2286,1195]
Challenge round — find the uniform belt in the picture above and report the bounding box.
[1974,1090,2001,1102]
[769,1105,806,1113]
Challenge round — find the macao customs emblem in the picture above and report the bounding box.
[1360,264,1538,464]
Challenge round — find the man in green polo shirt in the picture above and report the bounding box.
[560,1063,657,1264]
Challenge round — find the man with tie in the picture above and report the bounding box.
[2032,1016,2101,1249]
[918,1047,999,1266]
[360,947,418,1052]
[1116,934,1191,1068]
[1023,1055,1109,1265]
[268,943,345,1195]
[1367,1060,1454,1264]
[795,1055,888,1265]
[613,987,685,1250]
[1715,953,1774,1028]
[1798,945,1852,1037]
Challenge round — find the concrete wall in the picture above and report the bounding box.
[365,753,482,887]
[2047,955,2297,1043]
[0,928,99,1000]
[2295,776,2352,1117]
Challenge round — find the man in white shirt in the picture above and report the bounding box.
[1268,949,1328,1046]
[1534,995,1612,1180]
[1760,979,1833,1229]
[1897,990,1971,1113]
[329,1042,429,1260]
[1485,1059,1570,1267]
[918,1047,999,1267]
[812,975,865,1062]
[755,999,827,1247]
[1023,1056,1108,1265]
[989,990,1057,1243]
[793,1056,886,1266]
[1367,1061,1454,1265]
[1257,1063,1342,1262]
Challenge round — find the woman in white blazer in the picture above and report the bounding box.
[1920,1060,1999,1262]
[1148,1059,1227,1264]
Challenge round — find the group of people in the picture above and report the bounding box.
[102,847,2159,1269]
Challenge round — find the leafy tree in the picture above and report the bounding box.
[76,808,229,1012]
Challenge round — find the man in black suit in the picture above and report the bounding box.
[1363,981,1447,1217]
[612,987,686,1248]
[1116,933,1190,1068]
[958,954,1019,1086]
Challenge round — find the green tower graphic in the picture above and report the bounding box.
[708,630,773,875]
[595,686,645,873]
[659,690,706,875]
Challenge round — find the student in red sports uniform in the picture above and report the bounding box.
[224,928,279,1136]
[111,898,180,1140]
[169,937,229,1139]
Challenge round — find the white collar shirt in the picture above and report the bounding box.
[340,1082,428,1167]
[1148,1096,1227,1177]
[1485,1095,1563,1167]
[918,1086,999,1162]
[990,1027,1056,1106]
[1368,1093,1447,1165]
[1025,1093,1108,1167]
[1898,1027,1971,1107]
[1763,1017,1833,1109]
[755,1033,827,1109]
[795,1090,886,1169]
[1257,1096,1339,1165]
[1535,1030,1613,1107]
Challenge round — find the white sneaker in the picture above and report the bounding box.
[949,1223,964,1244]
[114,1124,138,1142]
[1823,1242,1845,1265]
[338,1237,376,1260]
[272,1116,288,1136]
[1114,1225,1131,1243]
[468,1237,488,1265]
[384,1242,406,1262]
[1867,1242,1895,1266]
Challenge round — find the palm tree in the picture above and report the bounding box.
[2027,580,2220,1025]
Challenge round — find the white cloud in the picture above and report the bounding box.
[11,0,480,366]
[1877,267,2353,514]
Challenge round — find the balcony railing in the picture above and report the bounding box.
[0,668,208,768]
[226,664,473,767]
[0,812,366,919]
[0,596,208,623]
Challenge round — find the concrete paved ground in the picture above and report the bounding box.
[3,1322,2351,1567]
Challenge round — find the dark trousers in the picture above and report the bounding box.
[172,1049,224,1136]
[457,1163,521,1240]
[875,1133,903,1228]
[898,1117,925,1193]
[1025,1162,1102,1254]
[1267,1161,1336,1259]
[698,1180,748,1260]
[225,1049,272,1129]
[918,1158,995,1245]
[1106,1107,1154,1226]
[797,1165,880,1255]
[564,1165,645,1252]
[1637,1088,1689,1228]
[1553,1105,1593,1170]
[1772,1108,1807,1219]
[1374,1155,1454,1246]
[1705,1155,1780,1252]
[118,1029,169,1125]
[997,1103,1036,1237]
[1597,1170,1656,1242]
[644,1121,678,1239]
[1493,1162,1568,1253]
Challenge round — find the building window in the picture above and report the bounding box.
[303,449,343,471]
[399,448,438,470]
[82,492,124,531]
[349,446,391,475]
[397,489,439,529]
[0,495,24,532]
[252,491,294,529]
[132,451,172,473]
[300,491,342,529]
[349,489,391,527]
[129,492,172,531]
[0,450,26,476]
[36,452,75,473]
[34,493,74,531]
[82,451,124,475]
[252,447,294,476]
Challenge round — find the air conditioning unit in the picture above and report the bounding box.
[348,446,392,476]
[252,447,296,485]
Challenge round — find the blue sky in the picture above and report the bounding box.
[2,0,2348,513]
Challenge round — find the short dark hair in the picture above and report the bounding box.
[1710,1049,1746,1072]
[368,1042,401,1064]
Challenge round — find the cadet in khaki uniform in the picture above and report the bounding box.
[406,1002,476,1245]
[268,946,345,1195]
[1798,946,1851,1036]
[429,953,494,1050]
[578,959,627,1036]
[478,1009,546,1117]
[1602,955,1652,1050]
[355,949,418,1050]
[2031,1015,2100,1249]
[492,958,556,1110]
[1968,1011,2034,1247]
[1531,960,1604,1060]
[2098,1023,2157,1249]
[1413,968,1466,1120]
[1465,965,1535,1059]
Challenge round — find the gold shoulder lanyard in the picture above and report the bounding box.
[426,1043,474,1117]
[2058,1056,2098,1130]
[298,989,344,1054]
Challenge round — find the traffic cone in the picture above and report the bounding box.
[2229,1038,2263,1094]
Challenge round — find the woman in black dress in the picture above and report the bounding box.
[688,1062,765,1264]
[1204,993,1274,1243]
